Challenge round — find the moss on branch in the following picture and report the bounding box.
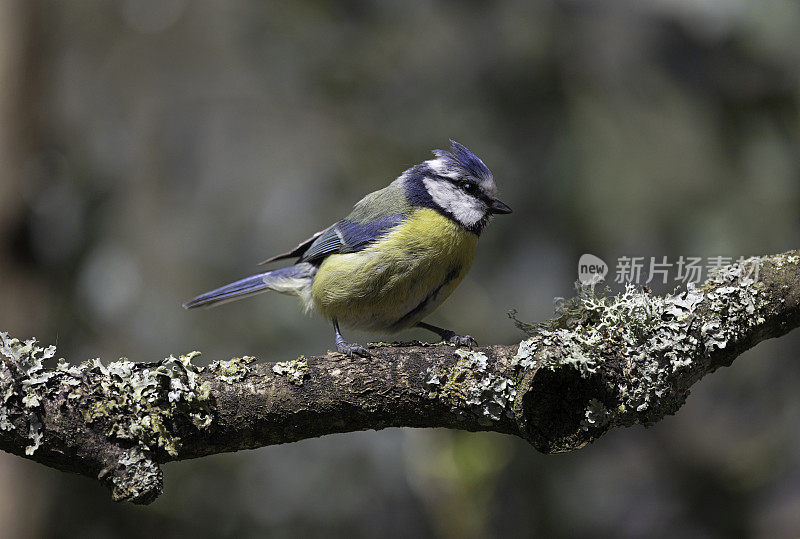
[0,250,797,503]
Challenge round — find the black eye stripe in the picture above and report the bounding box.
[443,177,476,190]
[426,173,479,194]
[441,177,492,204]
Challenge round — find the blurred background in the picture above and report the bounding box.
[0,0,799,537]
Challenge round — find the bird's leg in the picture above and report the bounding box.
[333,319,370,357]
[416,322,477,347]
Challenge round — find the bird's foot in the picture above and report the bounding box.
[336,341,371,358]
[439,330,477,347]
[416,322,477,348]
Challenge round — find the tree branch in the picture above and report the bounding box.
[1,250,798,504]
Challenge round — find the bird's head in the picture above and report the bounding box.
[402,140,511,234]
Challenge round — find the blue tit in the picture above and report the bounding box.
[183,140,512,356]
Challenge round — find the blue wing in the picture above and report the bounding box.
[300,214,406,263]
[259,182,411,266]
[258,229,327,265]
[258,214,406,266]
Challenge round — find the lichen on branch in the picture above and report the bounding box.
[0,250,797,504]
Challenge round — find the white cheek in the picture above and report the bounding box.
[423,178,485,227]
[451,197,485,227]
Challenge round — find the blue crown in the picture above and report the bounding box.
[432,140,492,180]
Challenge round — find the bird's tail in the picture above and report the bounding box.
[183,263,316,309]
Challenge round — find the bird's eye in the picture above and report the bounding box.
[461,181,478,194]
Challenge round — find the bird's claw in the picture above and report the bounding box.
[336,342,371,357]
[441,331,477,347]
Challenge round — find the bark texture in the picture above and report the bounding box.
[0,250,798,504]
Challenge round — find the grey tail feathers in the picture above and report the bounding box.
[183,264,314,309]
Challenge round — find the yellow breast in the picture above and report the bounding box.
[311,208,478,331]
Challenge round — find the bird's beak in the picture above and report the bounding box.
[488,198,512,214]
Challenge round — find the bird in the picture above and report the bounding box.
[183,140,512,356]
